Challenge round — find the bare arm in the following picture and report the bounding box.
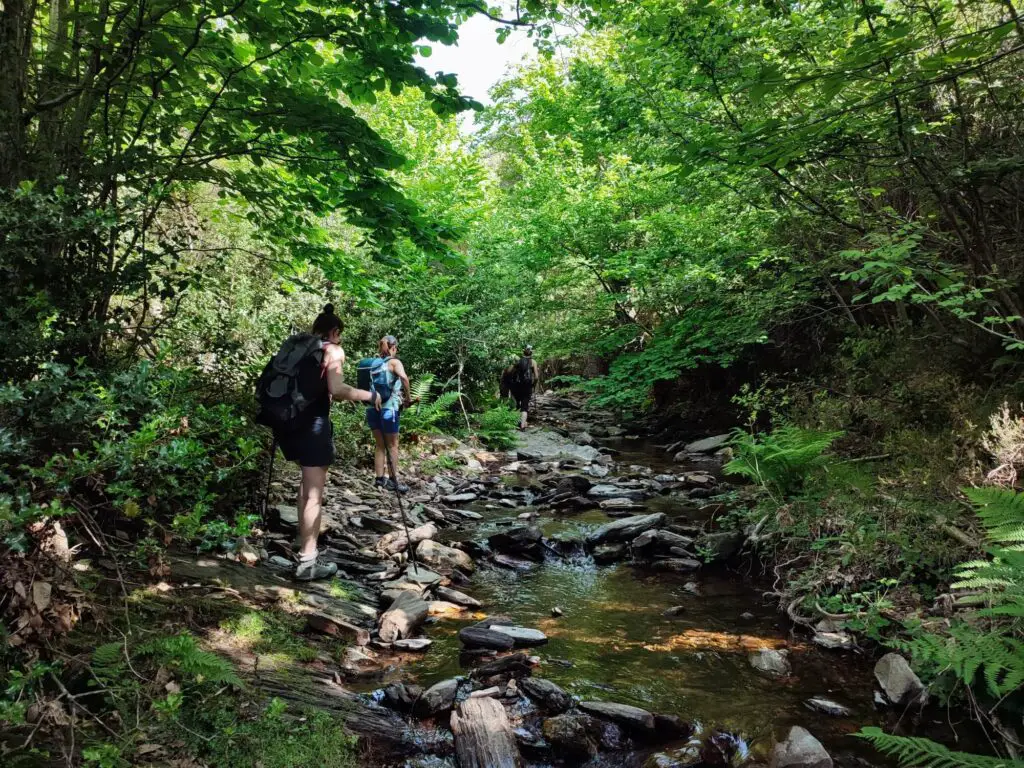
[325,345,379,405]
[390,358,412,408]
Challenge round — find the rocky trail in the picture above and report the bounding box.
[168,393,934,768]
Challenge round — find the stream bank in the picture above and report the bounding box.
[173,393,956,767]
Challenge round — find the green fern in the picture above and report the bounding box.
[138,633,242,688]
[857,728,1023,768]
[91,641,126,682]
[474,405,519,449]
[963,487,1024,550]
[724,426,843,497]
[893,625,1024,697]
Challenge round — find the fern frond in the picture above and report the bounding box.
[724,426,843,496]
[857,728,1022,768]
[138,633,242,688]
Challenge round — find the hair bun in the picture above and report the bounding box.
[323,303,335,315]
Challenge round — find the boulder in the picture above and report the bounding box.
[417,539,475,573]
[416,678,459,716]
[488,525,544,561]
[519,677,573,713]
[377,522,438,556]
[573,432,596,446]
[542,714,598,759]
[586,513,667,545]
[592,542,628,563]
[698,531,744,562]
[517,430,602,463]
[631,529,696,557]
[304,612,370,646]
[378,591,429,643]
[579,701,656,734]
[874,652,927,705]
[585,464,611,478]
[685,434,732,453]
[491,625,548,647]
[471,653,533,680]
[382,682,423,713]
[749,648,791,677]
[770,726,832,768]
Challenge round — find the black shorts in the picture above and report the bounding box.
[511,386,533,412]
[276,413,334,468]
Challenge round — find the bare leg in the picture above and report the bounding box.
[297,465,327,559]
[520,410,528,430]
[384,432,400,479]
[372,430,386,478]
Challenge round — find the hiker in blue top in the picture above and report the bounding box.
[364,335,412,493]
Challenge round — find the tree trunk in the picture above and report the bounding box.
[0,0,28,188]
[450,696,521,768]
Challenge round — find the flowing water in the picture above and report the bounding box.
[375,434,908,766]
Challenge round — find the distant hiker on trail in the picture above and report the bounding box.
[358,335,412,494]
[255,304,381,581]
[506,345,540,430]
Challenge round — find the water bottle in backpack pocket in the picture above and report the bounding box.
[356,356,393,404]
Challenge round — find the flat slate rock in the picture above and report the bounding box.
[491,625,548,647]
[443,492,479,504]
[586,513,666,545]
[493,553,537,570]
[587,484,645,500]
[685,434,732,453]
[804,696,853,717]
[578,701,655,733]
[393,638,433,652]
[517,430,602,463]
[435,585,483,608]
[520,677,573,713]
[459,625,516,651]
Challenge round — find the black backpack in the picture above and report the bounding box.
[254,334,329,433]
[512,356,535,387]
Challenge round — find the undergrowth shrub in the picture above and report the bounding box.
[0,357,261,553]
[474,403,520,449]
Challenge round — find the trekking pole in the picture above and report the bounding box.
[384,447,420,573]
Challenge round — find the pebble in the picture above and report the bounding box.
[551,606,563,617]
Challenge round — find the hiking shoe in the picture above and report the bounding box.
[295,555,338,581]
[373,476,386,488]
[383,478,409,494]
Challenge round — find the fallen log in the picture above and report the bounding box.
[378,591,429,642]
[451,696,521,768]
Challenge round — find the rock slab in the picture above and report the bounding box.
[749,648,792,677]
[770,726,832,768]
[586,513,666,545]
[874,652,927,705]
[578,701,655,733]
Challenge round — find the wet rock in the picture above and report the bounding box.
[702,730,746,766]
[592,542,628,563]
[443,492,479,504]
[520,677,573,713]
[416,539,475,573]
[588,483,646,500]
[381,564,443,593]
[578,701,656,734]
[685,434,732,453]
[518,430,602,463]
[631,529,696,557]
[542,713,598,759]
[378,522,438,556]
[459,626,516,651]
[378,591,429,643]
[488,525,544,561]
[663,605,686,617]
[698,531,744,562]
[654,713,693,740]
[471,653,533,680]
[678,471,715,487]
[585,464,611,478]
[573,431,596,446]
[740,612,755,621]
[749,648,792,677]
[587,512,667,545]
[513,726,549,757]
[416,678,459,716]
[359,514,400,533]
[770,726,832,768]
[428,600,466,617]
[813,631,854,650]
[393,638,433,652]
[652,558,702,573]
[493,553,537,570]
[435,585,482,608]
[600,497,646,512]
[874,652,927,706]
[551,606,563,617]
[382,682,423,713]
[804,696,853,717]
[491,625,548,647]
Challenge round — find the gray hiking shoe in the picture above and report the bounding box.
[295,555,338,581]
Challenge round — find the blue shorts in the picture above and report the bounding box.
[366,407,400,435]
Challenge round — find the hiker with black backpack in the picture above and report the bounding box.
[507,345,541,430]
[255,304,381,581]
[357,335,412,494]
